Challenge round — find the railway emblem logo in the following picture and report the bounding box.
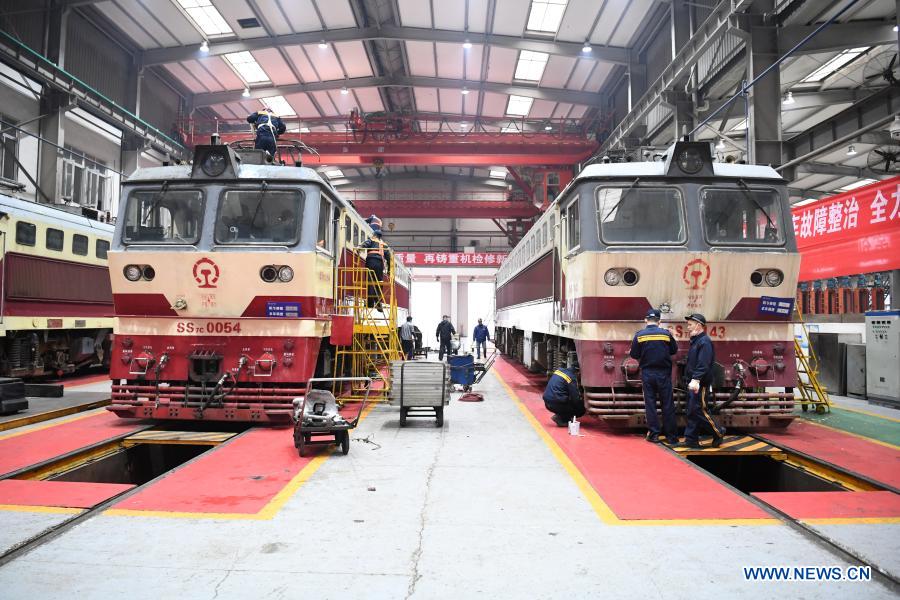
[193,258,220,289]
[682,259,711,290]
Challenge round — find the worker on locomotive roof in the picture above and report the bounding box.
[247,107,286,158]
[365,214,383,232]
[435,315,456,362]
[542,364,584,428]
[629,308,679,445]
[361,230,391,312]
[682,313,725,449]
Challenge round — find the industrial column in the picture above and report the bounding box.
[747,0,782,167]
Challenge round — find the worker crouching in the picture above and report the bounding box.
[543,365,584,427]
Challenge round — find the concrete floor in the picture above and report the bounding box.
[0,370,897,599]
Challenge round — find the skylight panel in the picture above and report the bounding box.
[801,47,869,83]
[176,0,233,36]
[325,169,345,179]
[526,0,567,33]
[835,178,877,193]
[490,169,507,178]
[506,95,534,117]
[224,51,269,83]
[792,198,819,207]
[261,95,296,116]
[514,50,549,81]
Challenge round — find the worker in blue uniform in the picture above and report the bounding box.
[630,308,679,444]
[543,365,584,427]
[246,107,286,157]
[682,313,725,448]
[361,230,391,310]
[472,318,490,359]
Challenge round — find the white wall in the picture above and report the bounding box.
[410,281,443,347]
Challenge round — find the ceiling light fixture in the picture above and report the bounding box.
[582,42,592,53]
[461,87,470,95]
[318,40,328,49]
[782,91,795,105]
[340,86,349,95]
[544,124,552,131]
[716,138,726,150]
[894,25,899,32]
[463,39,472,49]
[242,87,250,97]
[847,145,857,156]
[200,40,209,53]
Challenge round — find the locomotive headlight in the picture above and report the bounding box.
[124,265,142,281]
[676,148,704,174]
[201,150,227,177]
[622,269,639,286]
[278,265,294,282]
[142,265,156,280]
[765,269,784,287]
[260,266,279,283]
[604,269,621,286]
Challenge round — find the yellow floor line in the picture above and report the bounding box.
[104,402,377,521]
[802,420,900,451]
[490,370,780,528]
[0,504,82,515]
[803,517,900,525]
[831,404,900,424]
[0,410,105,441]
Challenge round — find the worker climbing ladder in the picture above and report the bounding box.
[793,307,832,414]
[333,256,403,402]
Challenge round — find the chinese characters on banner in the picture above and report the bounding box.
[792,177,900,245]
[394,252,508,267]
[792,176,900,280]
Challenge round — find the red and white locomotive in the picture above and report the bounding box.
[107,143,409,422]
[495,142,799,429]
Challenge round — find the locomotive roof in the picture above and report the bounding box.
[575,161,783,181]
[0,193,114,236]
[126,164,333,186]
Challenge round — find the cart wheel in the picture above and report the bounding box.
[399,407,408,427]
[297,433,307,457]
[815,405,827,414]
[340,431,350,455]
[435,407,444,427]
[464,385,472,393]
[801,404,808,412]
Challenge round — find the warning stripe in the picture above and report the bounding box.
[676,435,780,454]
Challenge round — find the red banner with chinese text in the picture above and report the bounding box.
[395,252,507,267]
[793,176,900,281]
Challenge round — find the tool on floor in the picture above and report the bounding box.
[292,376,370,457]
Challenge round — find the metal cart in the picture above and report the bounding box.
[390,361,448,427]
[292,376,370,457]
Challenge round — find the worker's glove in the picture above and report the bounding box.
[688,379,701,393]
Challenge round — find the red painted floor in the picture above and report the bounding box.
[753,491,900,520]
[0,480,134,509]
[494,358,769,521]
[113,426,311,514]
[759,422,900,490]
[0,413,145,478]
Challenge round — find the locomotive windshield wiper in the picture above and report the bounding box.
[142,181,169,226]
[249,180,269,229]
[737,179,778,239]
[602,177,641,222]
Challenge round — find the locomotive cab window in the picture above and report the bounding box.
[215,189,303,245]
[96,239,110,259]
[316,197,334,253]
[565,200,580,253]
[123,190,203,244]
[72,234,88,256]
[701,187,784,246]
[596,186,685,244]
[46,228,64,251]
[15,221,35,246]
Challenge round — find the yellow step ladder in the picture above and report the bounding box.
[794,307,832,414]
[332,256,402,402]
